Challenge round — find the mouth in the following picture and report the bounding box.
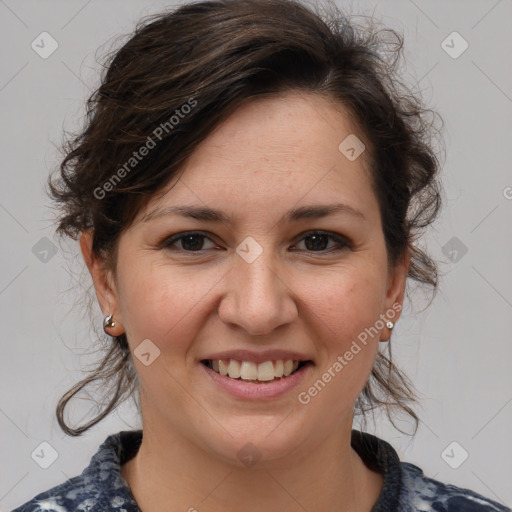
[200,358,313,383]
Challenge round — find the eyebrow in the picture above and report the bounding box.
[142,203,366,224]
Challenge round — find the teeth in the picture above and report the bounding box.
[239,361,258,380]
[284,360,294,376]
[219,360,229,376]
[209,359,304,381]
[257,361,275,381]
[228,359,241,379]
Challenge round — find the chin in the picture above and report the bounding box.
[202,416,308,468]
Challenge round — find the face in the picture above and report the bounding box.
[83,91,408,467]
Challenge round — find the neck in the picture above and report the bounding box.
[121,415,383,512]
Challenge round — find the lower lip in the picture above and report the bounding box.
[199,362,312,399]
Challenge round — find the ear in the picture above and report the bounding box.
[80,230,124,336]
[380,249,410,341]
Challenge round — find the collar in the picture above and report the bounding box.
[85,429,401,511]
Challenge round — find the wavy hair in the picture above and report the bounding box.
[49,0,444,436]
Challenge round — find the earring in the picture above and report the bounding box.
[380,320,394,343]
[103,314,116,334]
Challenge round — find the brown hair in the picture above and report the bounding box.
[50,0,444,436]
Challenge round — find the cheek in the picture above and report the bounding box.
[297,266,385,400]
[117,260,219,352]
[301,264,386,343]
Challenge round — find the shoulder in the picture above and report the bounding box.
[10,431,142,512]
[9,474,111,512]
[9,472,138,512]
[399,462,511,512]
[351,430,510,512]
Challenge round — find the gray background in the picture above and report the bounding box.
[1,0,511,509]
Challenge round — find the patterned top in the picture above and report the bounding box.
[11,430,510,512]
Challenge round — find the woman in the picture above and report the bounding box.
[12,0,510,511]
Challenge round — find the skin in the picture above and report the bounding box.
[81,91,409,512]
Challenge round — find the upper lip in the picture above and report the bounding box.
[200,349,313,365]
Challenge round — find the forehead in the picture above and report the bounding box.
[187,92,368,173]
[138,92,377,223]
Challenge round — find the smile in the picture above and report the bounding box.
[202,358,311,382]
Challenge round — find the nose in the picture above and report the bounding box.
[217,246,298,336]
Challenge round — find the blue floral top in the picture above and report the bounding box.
[11,430,510,511]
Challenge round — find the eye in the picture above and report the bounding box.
[160,231,218,252]
[160,230,350,254]
[293,231,350,253]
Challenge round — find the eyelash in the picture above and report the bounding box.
[159,230,352,255]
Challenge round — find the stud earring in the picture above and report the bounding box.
[386,321,394,329]
[103,314,116,334]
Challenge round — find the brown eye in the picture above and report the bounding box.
[160,230,350,255]
[161,231,217,252]
[293,231,350,253]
